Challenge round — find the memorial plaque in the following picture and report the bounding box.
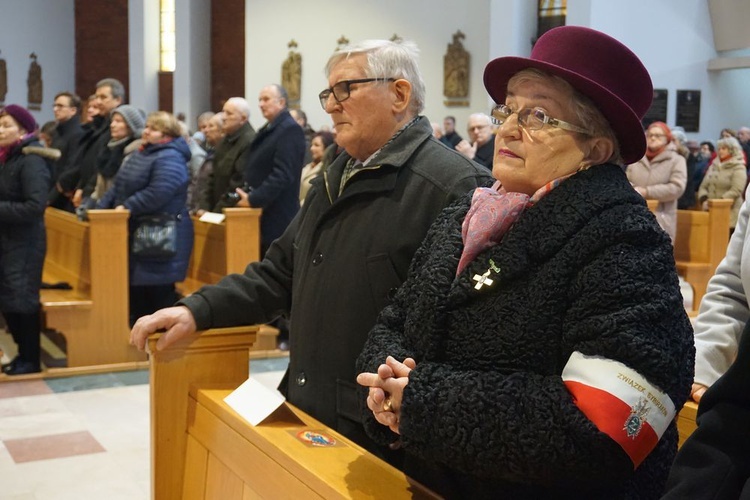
[642,88,668,128]
[676,90,701,133]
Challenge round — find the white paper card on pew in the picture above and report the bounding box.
[224,377,286,426]
[199,212,225,224]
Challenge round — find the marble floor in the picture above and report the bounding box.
[0,358,288,500]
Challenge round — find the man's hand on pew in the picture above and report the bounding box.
[130,306,198,351]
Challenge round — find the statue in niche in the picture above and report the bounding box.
[281,40,301,107]
[0,50,7,105]
[336,35,350,51]
[27,52,42,110]
[443,31,470,101]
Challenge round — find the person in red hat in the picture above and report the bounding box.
[626,121,688,242]
[0,104,57,375]
[356,26,693,498]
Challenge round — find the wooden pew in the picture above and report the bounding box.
[177,208,279,352]
[41,208,146,368]
[674,199,731,313]
[677,400,698,448]
[148,329,438,500]
[180,207,262,295]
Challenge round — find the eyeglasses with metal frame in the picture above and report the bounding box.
[318,78,396,109]
[490,104,591,135]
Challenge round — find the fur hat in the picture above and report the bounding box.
[112,105,146,137]
[483,26,653,164]
[0,104,37,134]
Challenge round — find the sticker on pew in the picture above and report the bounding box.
[292,429,342,447]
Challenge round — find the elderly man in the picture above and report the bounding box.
[235,84,305,254]
[130,39,490,457]
[198,97,256,213]
[456,112,495,169]
[56,78,125,210]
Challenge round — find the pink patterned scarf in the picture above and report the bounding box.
[456,176,573,276]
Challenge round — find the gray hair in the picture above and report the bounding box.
[325,39,426,115]
[468,112,492,128]
[96,78,125,100]
[197,111,215,126]
[225,97,251,121]
[717,136,743,159]
[270,84,289,108]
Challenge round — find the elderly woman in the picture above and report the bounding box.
[698,136,746,231]
[97,111,193,325]
[356,26,693,498]
[627,122,688,242]
[0,105,56,375]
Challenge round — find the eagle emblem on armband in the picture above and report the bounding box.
[623,397,651,439]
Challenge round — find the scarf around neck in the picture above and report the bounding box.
[456,174,573,276]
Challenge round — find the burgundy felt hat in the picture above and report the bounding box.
[483,26,653,164]
[0,104,38,134]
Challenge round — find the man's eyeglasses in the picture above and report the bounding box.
[318,78,395,109]
[490,104,590,135]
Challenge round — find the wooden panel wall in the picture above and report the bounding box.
[211,0,245,111]
[74,0,129,101]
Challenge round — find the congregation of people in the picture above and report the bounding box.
[3,27,750,498]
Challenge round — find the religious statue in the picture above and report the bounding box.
[0,50,7,105]
[335,35,350,52]
[443,31,470,106]
[27,52,43,111]
[281,40,301,108]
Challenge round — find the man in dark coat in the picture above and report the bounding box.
[456,112,494,169]
[130,39,491,459]
[197,97,255,213]
[55,78,124,209]
[235,84,305,254]
[438,115,462,149]
[48,91,84,211]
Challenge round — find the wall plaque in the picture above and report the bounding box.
[676,90,701,133]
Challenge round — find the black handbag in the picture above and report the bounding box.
[131,213,178,259]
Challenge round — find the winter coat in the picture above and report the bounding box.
[179,116,492,445]
[50,115,84,183]
[57,115,111,195]
[243,109,305,249]
[0,138,55,313]
[698,155,746,228]
[201,121,255,212]
[357,164,694,499]
[97,137,193,286]
[627,149,687,242]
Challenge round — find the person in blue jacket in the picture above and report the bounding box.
[97,111,193,325]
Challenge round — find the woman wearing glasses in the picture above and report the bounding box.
[356,26,693,498]
[626,122,688,243]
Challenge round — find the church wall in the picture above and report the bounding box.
[244,0,493,133]
[0,0,76,126]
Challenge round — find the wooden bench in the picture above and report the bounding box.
[176,208,279,352]
[41,207,146,368]
[178,207,262,296]
[677,400,698,448]
[673,199,731,313]
[148,328,438,499]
